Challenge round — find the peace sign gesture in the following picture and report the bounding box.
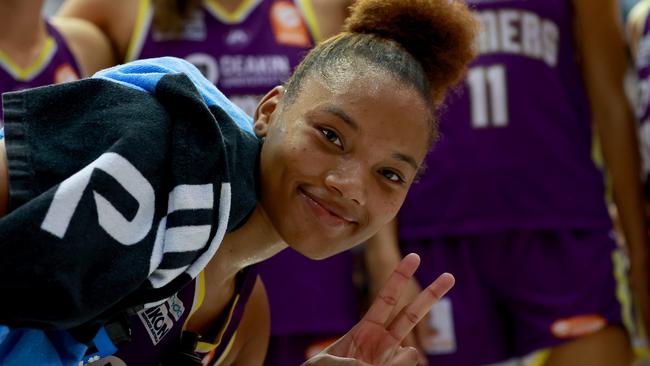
[303,253,455,366]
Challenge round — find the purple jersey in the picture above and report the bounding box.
[86,266,258,366]
[127,0,319,116]
[399,0,611,239]
[0,22,81,123]
[258,248,359,336]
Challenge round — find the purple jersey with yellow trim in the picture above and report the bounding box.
[0,22,81,123]
[399,0,611,239]
[127,0,318,116]
[87,266,258,366]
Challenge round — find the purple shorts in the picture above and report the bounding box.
[401,229,628,366]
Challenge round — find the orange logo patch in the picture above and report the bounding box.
[550,315,607,338]
[270,1,311,48]
[54,64,79,84]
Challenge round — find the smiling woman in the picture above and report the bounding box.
[0,0,477,365]
[256,72,432,259]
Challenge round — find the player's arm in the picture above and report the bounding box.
[310,0,353,40]
[50,17,115,76]
[230,276,270,366]
[365,219,403,299]
[57,0,139,62]
[573,0,650,331]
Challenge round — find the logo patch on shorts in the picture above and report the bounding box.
[422,298,456,355]
[550,315,607,338]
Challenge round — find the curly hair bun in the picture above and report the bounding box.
[345,0,478,101]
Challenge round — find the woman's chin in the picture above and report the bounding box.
[286,240,341,260]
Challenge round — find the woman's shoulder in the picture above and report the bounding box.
[57,0,142,62]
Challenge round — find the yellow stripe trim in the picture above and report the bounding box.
[212,330,238,366]
[125,0,151,62]
[522,349,551,366]
[196,340,217,353]
[296,0,322,43]
[613,248,650,359]
[196,270,206,309]
[204,0,263,24]
[180,271,207,334]
[0,37,56,81]
[194,292,241,353]
[192,272,207,317]
[613,248,635,336]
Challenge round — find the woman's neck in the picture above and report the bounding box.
[206,204,286,285]
[0,0,47,67]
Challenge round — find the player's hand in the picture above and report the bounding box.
[369,271,431,365]
[303,253,454,366]
[301,354,372,365]
[398,279,432,366]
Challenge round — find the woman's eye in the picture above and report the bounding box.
[320,128,343,148]
[381,169,404,183]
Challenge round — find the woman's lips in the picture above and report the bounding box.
[299,188,353,227]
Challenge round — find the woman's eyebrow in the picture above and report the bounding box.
[318,105,359,131]
[392,152,418,171]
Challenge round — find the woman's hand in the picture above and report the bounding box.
[303,253,454,366]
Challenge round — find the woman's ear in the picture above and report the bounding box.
[254,86,285,138]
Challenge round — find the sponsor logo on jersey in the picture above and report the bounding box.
[270,1,311,47]
[184,53,291,89]
[138,294,186,345]
[225,29,251,47]
[187,52,220,84]
[550,314,607,338]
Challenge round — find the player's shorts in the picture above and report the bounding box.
[263,334,341,366]
[401,228,632,366]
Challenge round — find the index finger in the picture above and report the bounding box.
[387,272,455,341]
[362,253,421,325]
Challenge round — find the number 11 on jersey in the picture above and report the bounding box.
[467,64,509,129]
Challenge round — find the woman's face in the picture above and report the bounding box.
[255,71,431,259]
